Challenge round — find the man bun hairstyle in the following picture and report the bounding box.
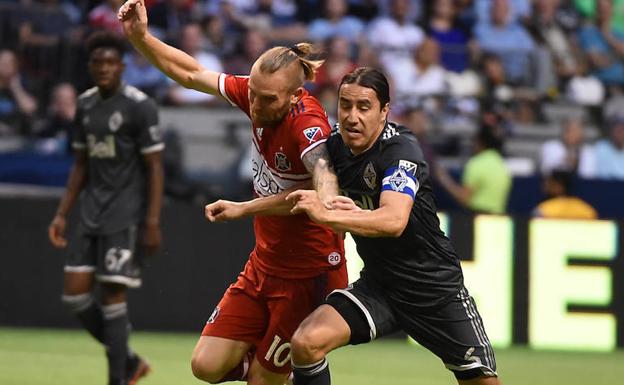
[339,67,390,109]
[256,42,324,88]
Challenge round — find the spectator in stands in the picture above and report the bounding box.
[474,0,535,85]
[435,115,512,214]
[231,0,308,44]
[89,0,124,35]
[367,0,425,82]
[475,0,531,24]
[0,49,38,136]
[224,28,268,75]
[123,49,169,100]
[33,82,76,139]
[376,0,423,23]
[533,169,598,219]
[312,36,357,94]
[398,106,437,168]
[566,55,606,107]
[307,0,364,43]
[394,37,447,104]
[527,0,580,93]
[577,0,624,87]
[540,117,596,178]
[166,23,224,105]
[575,0,624,35]
[594,115,624,179]
[149,0,196,42]
[426,0,473,73]
[201,15,237,57]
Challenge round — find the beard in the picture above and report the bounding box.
[251,102,291,127]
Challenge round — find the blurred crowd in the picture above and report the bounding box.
[1,0,624,214]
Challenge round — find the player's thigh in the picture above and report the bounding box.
[400,287,498,382]
[95,226,142,288]
[192,335,252,375]
[324,278,399,345]
[291,304,351,358]
[63,226,97,295]
[247,356,290,385]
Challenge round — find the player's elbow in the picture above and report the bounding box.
[382,216,408,238]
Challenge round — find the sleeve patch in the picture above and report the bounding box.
[398,160,418,176]
[303,126,322,143]
[381,166,419,199]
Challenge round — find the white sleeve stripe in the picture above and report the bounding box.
[218,73,236,106]
[140,143,165,154]
[72,142,86,149]
[300,138,327,160]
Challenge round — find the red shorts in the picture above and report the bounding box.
[202,259,348,373]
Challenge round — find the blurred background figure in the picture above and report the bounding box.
[0,49,38,137]
[31,82,76,155]
[594,115,624,179]
[533,169,598,219]
[224,28,268,74]
[435,113,512,214]
[307,0,365,43]
[540,118,595,178]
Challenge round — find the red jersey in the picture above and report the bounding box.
[218,73,345,278]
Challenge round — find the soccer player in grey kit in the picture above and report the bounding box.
[48,31,164,385]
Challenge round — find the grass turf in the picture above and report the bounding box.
[1,327,622,385]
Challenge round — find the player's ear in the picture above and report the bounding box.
[291,87,304,105]
[380,103,390,122]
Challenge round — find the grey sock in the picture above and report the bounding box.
[293,358,331,385]
[102,303,129,385]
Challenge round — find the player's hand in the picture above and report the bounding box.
[48,214,68,249]
[286,190,328,224]
[205,200,245,222]
[117,0,148,41]
[330,196,361,211]
[142,222,161,256]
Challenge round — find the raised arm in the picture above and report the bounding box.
[117,0,220,94]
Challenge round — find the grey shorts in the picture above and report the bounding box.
[65,225,143,288]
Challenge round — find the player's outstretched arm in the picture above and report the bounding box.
[288,190,412,238]
[302,144,339,207]
[205,181,312,222]
[117,0,220,95]
[48,151,88,248]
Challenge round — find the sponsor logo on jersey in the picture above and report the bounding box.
[207,306,220,324]
[256,127,264,140]
[388,168,409,192]
[303,126,321,143]
[340,189,376,210]
[87,134,116,158]
[274,152,291,172]
[328,252,341,266]
[398,160,418,176]
[363,162,377,190]
[108,111,123,132]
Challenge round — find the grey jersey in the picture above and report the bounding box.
[72,84,164,234]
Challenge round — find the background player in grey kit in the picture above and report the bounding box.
[48,31,164,385]
[287,67,501,385]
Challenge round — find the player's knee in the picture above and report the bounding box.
[291,326,327,363]
[61,293,94,314]
[190,350,229,383]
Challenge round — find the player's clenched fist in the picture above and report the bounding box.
[287,190,328,223]
[205,200,245,222]
[117,0,148,41]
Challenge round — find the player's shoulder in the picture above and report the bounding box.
[121,84,151,104]
[77,86,99,105]
[289,94,327,121]
[379,122,423,160]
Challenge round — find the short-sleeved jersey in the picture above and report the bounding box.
[327,122,463,308]
[72,84,164,234]
[218,74,344,278]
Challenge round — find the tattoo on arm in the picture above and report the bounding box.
[302,144,339,200]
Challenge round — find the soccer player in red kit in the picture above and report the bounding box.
[118,1,347,384]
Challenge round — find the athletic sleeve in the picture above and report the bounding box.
[217,73,250,115]
[378,132,427,200]
[135,98,165,154]
[293,102,333,160]
[71,105,87,151]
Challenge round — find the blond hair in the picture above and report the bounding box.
[256,43,324,88]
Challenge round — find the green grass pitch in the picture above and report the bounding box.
[1,327,623,385]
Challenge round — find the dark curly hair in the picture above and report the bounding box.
[86,31,127,58]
